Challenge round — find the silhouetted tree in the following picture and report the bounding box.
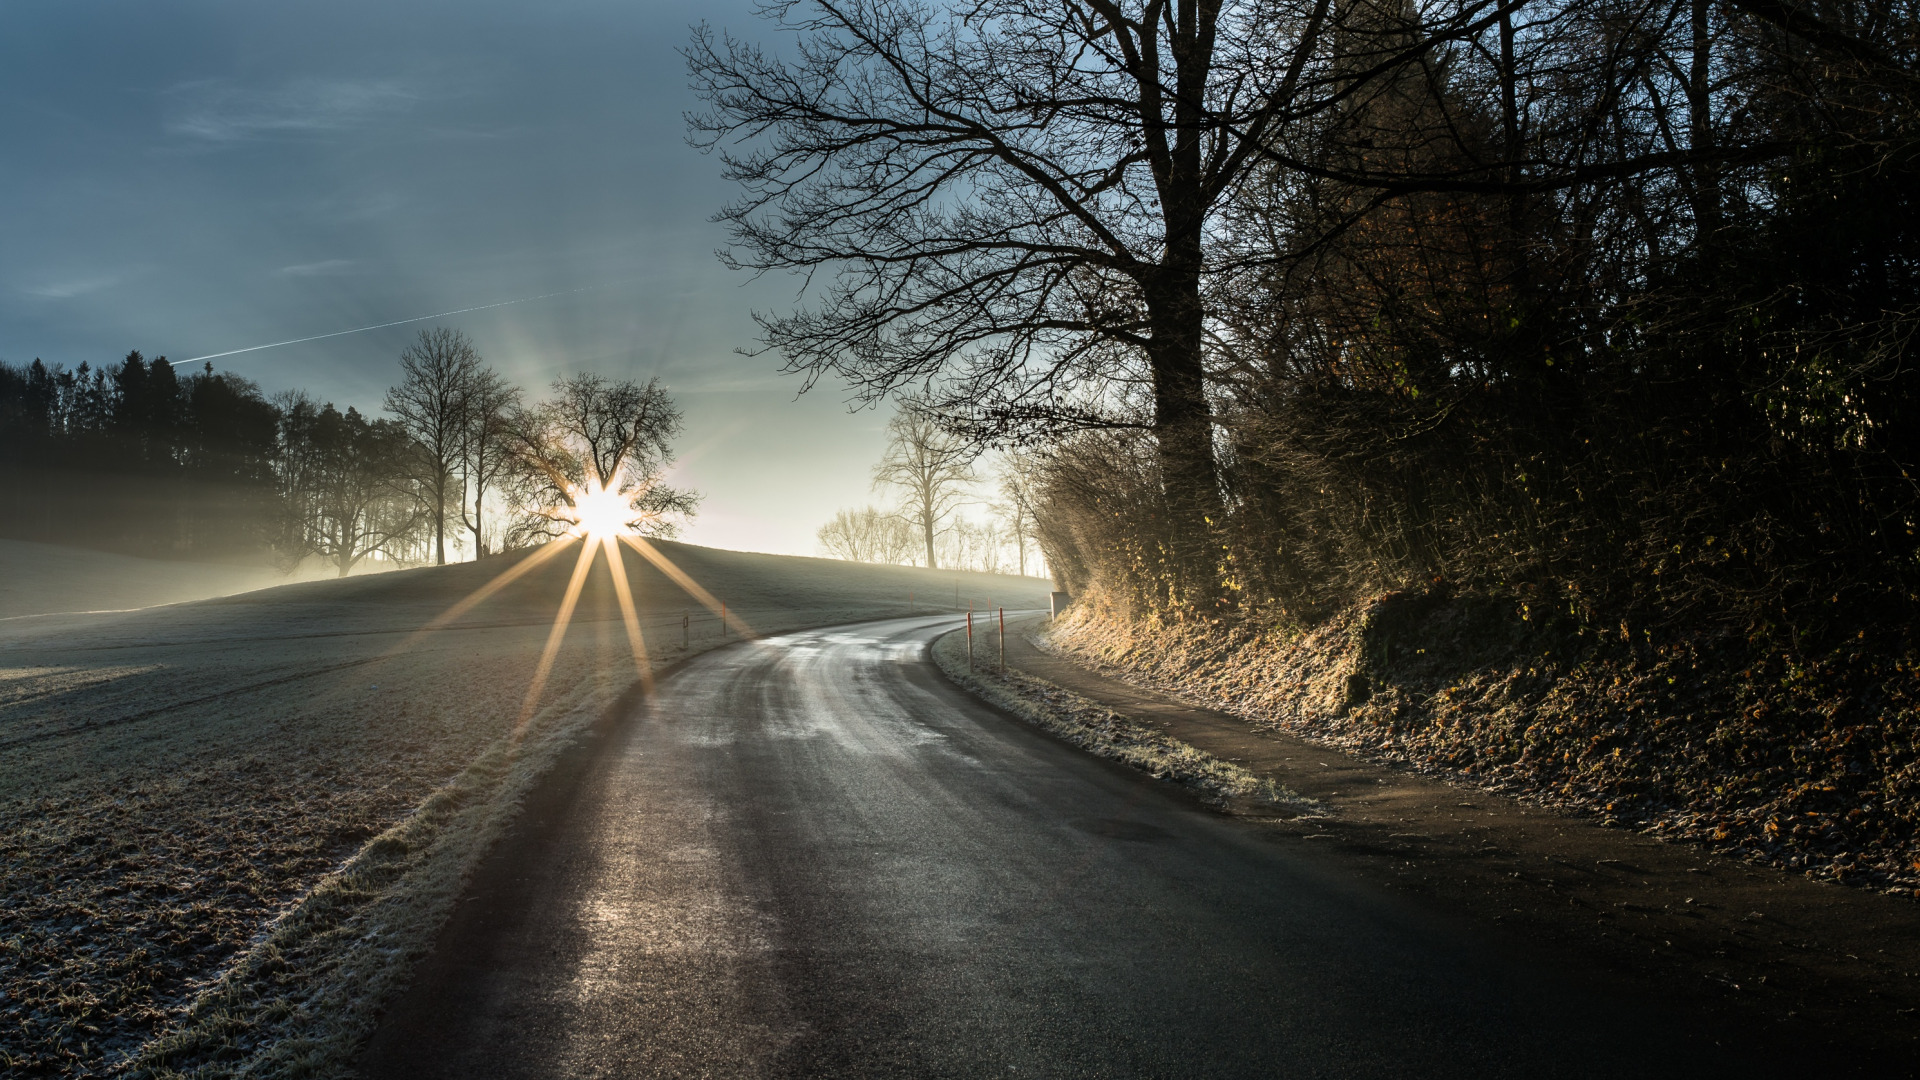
[689,0,1342,555]
[454,365,519,558]
[385,328,481,565]
[502,374,699,545]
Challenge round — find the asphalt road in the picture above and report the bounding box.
[360,616,1765,1079]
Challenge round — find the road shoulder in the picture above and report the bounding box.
[953,613,1920,1068]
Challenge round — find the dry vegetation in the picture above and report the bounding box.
[1048,589,1920,900]
[0,540,1043,1078]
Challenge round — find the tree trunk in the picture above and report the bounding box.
[923,510,938,571]
[1144,35,1224,595]
[434,477,446,565]
[1015,508,1027,577]
[1143,259,1222,595]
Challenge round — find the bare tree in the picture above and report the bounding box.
[817,505,917,563]
[873,406,978,570]
[686,0,1479,554]
[994,451,1044,578]
[503,374,700,545]
[385,327,479,565]
[455,365,519,558]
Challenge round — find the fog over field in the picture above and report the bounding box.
[0,539,367,620]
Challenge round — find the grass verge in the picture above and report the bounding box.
[929,626,1313,813]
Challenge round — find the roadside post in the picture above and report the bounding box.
[682,610,689,650]
[999,607,1006,669]
[966,610,974,672]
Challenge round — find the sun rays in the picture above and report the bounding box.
[383,473,750,736]
[618,533,756,639]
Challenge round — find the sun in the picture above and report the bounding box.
[571,481,631,539]
[396,470,754,735]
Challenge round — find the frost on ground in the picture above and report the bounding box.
[0,540,1048,1079]
[1046,588,1920,899]
[930,627,1312,813]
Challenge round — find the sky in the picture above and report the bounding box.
[0,0,906,556]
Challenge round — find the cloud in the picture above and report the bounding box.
[275,259,355,277]
[167,77,421,142]
[24,275,119,300]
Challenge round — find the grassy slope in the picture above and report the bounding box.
[1050,588,1920,900]
[0,540,1049,1078]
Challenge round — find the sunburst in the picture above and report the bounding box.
[388,471,749,733]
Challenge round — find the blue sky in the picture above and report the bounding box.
[0,0,896,555]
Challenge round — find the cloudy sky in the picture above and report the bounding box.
[0,0,904,556]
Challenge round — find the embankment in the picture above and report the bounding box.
[1048,588,1920,897]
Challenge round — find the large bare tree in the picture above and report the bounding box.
[385,327,480,565]
[687,0,1826,578]
[686,0,1476,555]
[873,405,978,570]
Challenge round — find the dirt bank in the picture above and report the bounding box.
[1049,590,1920,897]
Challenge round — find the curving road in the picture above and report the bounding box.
[360,616,1757,1078]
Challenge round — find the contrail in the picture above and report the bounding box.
[171,282,621,366]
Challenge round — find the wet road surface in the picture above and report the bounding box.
[360,616,1765,1078]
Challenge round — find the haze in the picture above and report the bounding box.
[0,0,881,556]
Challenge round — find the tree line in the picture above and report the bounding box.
[698,0,1920,646]
[0,329,694,574]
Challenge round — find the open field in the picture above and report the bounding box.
[0,540,1049,1077]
